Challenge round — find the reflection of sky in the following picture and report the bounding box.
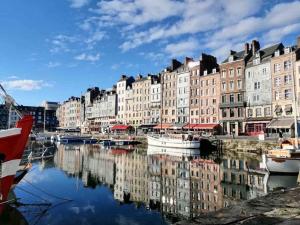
[14,161,167,225]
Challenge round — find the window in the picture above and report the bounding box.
[222,95,226,103]
[222,70,226,78]
[237,93,243,102]
[284,60,291,70]
[274,63,281,73]
[222,109,227,118]
[254,82,260,90]
[284,74,292,84]
[262,68,267,75]
[248,109,253,117]
[237,80,242,89]
[253,95,260,102]
[237,67,242,76]
[253,58,260,65]
[230,109,234,117]
[274,77,281,86]
[275,91,280,100]
[230,94,234,103]
[230,80,234,90]
[285,89,292,99]
[256,108,262,116]
[264,107,271,116]
[222,82,226,91]
[229,69,234,77]
[238,108,243,117]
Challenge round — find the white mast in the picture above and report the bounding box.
[291,52,299,149]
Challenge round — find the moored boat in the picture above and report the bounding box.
[147,134,200,149]
[0,115,33,206]
[264,140,300,174]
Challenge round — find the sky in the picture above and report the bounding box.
[0,0,300,106]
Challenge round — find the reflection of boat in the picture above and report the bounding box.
[267,174,298,192]
[147,145,200,157]
[147,134,200,149]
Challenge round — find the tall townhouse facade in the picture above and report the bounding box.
[124,85,134,125]
[161,59,182,124]
[131,74,158,127]
[116,75,135,124]
[190,54,219,125]
[219,44,251,136]
[82,87,100,132]
[150,78,161,124]
[92,88,117,133]
[57,96,81,128]
[176,58,193,124]
[245,41,284,136]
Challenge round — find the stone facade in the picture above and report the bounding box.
[161,59,182,124]
[116,75,135,124]
[150,79,161,124]
[57,96,81,129]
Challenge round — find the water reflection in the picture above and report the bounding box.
[50,144,298,221]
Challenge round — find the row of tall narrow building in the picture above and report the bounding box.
[57,36,300,137]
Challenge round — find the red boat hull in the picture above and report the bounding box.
[0,115,33,210]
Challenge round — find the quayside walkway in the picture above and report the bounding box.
[177,186,300,225]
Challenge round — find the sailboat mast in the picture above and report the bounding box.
[291,54,299,148]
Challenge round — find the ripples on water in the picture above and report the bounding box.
[3,143,298,225]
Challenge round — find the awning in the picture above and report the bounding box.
[285,104,292,113]
[267,118,294,129]
[139,124,156,129]
[184,124,219,130]
[170,123,186,130]
[111,125,132,131]
[153,124,172,129]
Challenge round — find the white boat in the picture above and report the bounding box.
[147,145,200,157]
[147,134,200,149]
[264,140,300,173]
[264,153,300,174]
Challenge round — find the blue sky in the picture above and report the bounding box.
[0,0,300,106]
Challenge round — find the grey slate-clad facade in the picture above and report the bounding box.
[245,42,284,135]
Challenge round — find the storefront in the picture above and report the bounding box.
[266,118,294,138]
[244,117,272,136]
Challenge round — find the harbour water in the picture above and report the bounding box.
[3,143,299,225]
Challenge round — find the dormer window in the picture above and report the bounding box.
[212,68,216,74]
[204,70,208,76]
[284,47,291,54]
[253,58,260,65]
[229,56,234,62]
[275,50,280,57]
[255,52,260,57]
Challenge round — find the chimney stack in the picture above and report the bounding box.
[244,43,249,55]
[184,57,193,66]
[251,40,260,55]
[230,50,236,56]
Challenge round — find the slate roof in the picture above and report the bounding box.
[222,50,245,63]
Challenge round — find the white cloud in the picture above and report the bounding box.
[1,79,52,91]
[47,61,61,68]
[75,53,100,62]
[49,34,78,53]
[69,0,89,8]
[263,23,300,44]
[85,30,106,49]
[165,38,199,57]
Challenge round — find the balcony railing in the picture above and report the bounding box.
[219,101,246,108]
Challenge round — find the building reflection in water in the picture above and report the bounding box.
[53,144,297,220]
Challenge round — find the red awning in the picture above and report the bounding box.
[111,125,132,131]
[153,124,172,129]
[184,123,219,130]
